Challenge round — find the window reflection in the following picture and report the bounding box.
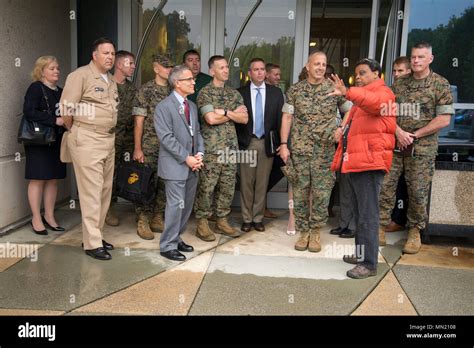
[224,0,297,91]
[137,0,202,84]
[310,0,372,86]
[407,0,474,104]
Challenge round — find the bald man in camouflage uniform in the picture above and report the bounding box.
[132,54,173,240]
[106,50,138,226]
[280,51,352,252]
[378,42,454,253]
[194,55,249,241]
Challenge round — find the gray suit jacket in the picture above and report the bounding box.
[154,93,205,180]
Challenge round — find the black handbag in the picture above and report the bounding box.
[17,85,56,146]
[116,161,156,205]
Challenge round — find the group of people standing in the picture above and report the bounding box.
[22,37,453,279]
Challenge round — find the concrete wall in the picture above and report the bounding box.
[0,0,72,229]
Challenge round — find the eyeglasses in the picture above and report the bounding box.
[178,77,196,82]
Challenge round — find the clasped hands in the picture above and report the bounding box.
[186,154,204,172]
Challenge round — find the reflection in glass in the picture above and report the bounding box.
[407,0,474,103]
[224,0,297,91]
[309,0,372,86]
[137,0,202,84]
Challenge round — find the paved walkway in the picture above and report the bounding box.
[0,203,472,316]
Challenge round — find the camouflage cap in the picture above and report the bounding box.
[152,54,174,67]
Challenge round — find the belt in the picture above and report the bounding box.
[74,122,116,134]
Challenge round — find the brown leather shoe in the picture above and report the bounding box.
[253,222,265,232]
[385,221,405,232]
[264,209,278,218]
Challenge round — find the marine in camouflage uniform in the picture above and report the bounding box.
[113,79,137,194]
[282,78,352,249]
[132,54,173,237]
[194,80,247,240]
[378,70,454,251]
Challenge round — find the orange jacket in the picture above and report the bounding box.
[331,79,396,174]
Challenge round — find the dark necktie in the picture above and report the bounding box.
[183,99,190,125]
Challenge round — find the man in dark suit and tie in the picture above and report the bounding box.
[236,58,285,232]
[154,65,205,261]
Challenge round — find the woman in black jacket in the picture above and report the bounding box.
[23,56,66,235]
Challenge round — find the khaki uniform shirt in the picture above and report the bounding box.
[60,61,118,128]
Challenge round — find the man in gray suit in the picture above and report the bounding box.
[154,65,205,261]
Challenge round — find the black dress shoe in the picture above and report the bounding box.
[85,247,112,260]
[82,240,114,250]
[330,226,344,235]
[102,240,114,250]
[30,222,48,235]
[241,222,253,232]
[42,216,66,232]
[253,222,265,232]
[177,241,194,253]
[339,228,355,238]
[160,249,186,261]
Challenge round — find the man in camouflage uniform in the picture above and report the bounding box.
[106,50,138,226]
[194,55,249,241]
[132,54,173,240]
[378,41,454,253]
[279,51,352,252]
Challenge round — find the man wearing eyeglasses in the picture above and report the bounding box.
[154,65,204,261]
[132,54,173,240]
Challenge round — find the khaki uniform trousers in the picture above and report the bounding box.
[69,124,115,250]
[240,138,274,223]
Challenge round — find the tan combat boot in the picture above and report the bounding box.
[294,231,310,251]
[196,218,216,242]
[378,226,386,246]
[150,213,164,233]
[105,207,120,226]
[403,227,421,254]
[215,217,239,237]
[308,229,321,253]
[137,213,154,240]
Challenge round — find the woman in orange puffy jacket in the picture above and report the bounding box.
[328,58,396,279]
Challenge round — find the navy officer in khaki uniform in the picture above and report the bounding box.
[60,37,119,260]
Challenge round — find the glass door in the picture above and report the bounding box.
[309,0,373,86]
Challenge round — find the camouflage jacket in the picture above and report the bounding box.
[115,79,137,151]
[132,80,170,154]
[394,71,454,156]
[282,79,352,155]
[197,82,244,154]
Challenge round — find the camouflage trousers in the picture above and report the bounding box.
[292,152,335,233]
[194,154,237,219]
[379,153,435,230]
[134,152,166,218]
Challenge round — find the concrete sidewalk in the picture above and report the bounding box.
[0,203,472,316]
